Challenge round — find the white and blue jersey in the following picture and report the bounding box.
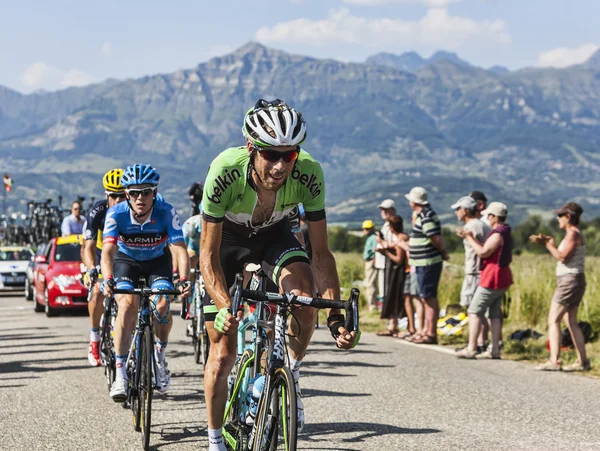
[183,214,202,255]
[102,200,184,260]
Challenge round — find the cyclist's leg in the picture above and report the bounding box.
[87,250,105,365]
[261,225,312,430]
[87,281,104,366]
[262,225,314,361]
[113,252,141,358]
[144,251,176,392]
[202,234,252,434]
[111,253,141,398]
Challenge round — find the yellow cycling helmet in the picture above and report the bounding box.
[362,220,374,229]
[103,168,124,193]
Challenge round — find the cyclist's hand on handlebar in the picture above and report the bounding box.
[214,308,243,335]
[335,327,361,350]
[101,276,115,297]
[85,268,98,289]
[178,278,193,297]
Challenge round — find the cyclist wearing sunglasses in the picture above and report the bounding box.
[100,164,192,402]
[200,99,359,451]
[82,168,127,367]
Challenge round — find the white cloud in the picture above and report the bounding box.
[255,8,510,49]
[101,41,113,56]
[537,43,599,68]
[20,63,63,88]
[343,0,462,6]
[20,62,96,91]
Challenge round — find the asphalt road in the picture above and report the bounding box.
[1,292,599,451]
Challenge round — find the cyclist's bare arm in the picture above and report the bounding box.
[306,218,341,306]
[83,239,96,271]
[308,218,357,348]
[199,219,230,311]
[170,241,190,280]
[100,241,117,279]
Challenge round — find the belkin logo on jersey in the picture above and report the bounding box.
[291,167,322,199]
[208,168,242,204]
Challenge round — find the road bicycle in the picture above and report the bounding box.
[113,280,181,451]
[189,269,210,366]
[223,273,360,451]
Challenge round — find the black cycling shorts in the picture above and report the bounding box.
[202,220,310,321]
[113,251,174,291]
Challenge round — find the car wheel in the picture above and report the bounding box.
[44,287,58,317]
[24,278,33,301]
[33,285,44,313]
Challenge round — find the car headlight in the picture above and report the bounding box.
[52,275,78,289]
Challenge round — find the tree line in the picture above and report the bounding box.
[328,216,600,256]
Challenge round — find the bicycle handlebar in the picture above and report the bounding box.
[113,288,182,296]
[231,274,360,333]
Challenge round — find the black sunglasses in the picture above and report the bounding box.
[253,145,300,163]
[108,193,126,200]
[126,188,155,198]
[557,213,568,218]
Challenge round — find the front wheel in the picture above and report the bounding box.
[252,367,297,451]
[44,287,58,317]
[139,326,154,450]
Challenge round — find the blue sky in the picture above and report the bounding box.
[1,0,599,93]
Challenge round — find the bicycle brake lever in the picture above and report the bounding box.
[231,273,244,314]
[345,288,360,333]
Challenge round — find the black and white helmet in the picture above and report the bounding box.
[242,99,307,147]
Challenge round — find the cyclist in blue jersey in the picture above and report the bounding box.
[100,164,192,402]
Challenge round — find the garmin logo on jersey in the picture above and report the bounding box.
[291,167,322,199]
[208,168,242,204]
[121,235,165,246]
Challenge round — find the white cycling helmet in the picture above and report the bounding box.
[243,99,307,147]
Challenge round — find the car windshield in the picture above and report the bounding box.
[54,244,81,262]
[0,250,32,261]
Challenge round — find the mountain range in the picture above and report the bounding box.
[1,42,600,224]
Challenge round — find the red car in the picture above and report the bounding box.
[33,235,88,317]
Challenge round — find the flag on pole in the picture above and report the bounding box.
[3,174,13,192]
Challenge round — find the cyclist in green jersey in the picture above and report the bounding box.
[200,99,359,451]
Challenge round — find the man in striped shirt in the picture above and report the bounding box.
[405,187,449,344]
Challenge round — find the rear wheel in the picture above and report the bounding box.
[252,367,297,451]
[139,326,153,450]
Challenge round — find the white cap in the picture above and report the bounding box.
[451,196,477,210]
[404,187,428,205]
[483,201,508,218]
[377,199,396,209]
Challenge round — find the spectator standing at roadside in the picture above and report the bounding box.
[375,199,396,310]
[530,202,591,372]
[375,199,398,334]
[61,201,85,236]
[453,196,490,308]
[379,215,408,333]
[456,202,512,359]
[404,187,449,344]
[469,191,489,226]
[362,220,378,312]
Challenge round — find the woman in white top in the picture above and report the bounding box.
[530,202,590,372]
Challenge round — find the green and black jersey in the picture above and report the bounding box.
[202,147,326,236]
